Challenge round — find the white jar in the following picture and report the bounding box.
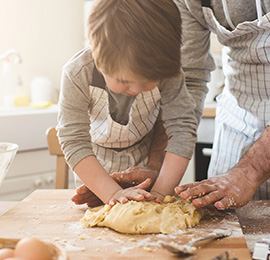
[30,76,58,103]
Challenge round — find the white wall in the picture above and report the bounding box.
[0,0,85,97]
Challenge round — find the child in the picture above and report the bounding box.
[57,0,197,206]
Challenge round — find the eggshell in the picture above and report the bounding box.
[0,248,15,259]
[14,237,52,260]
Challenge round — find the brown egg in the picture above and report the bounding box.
[5,258,27,260]
[0,248,15,260]
[14,237,52,260]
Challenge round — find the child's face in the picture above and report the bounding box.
[102,73,159,96]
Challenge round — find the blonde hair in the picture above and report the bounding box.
[87,0,181,81]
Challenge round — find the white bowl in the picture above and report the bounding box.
[0,142,19,187]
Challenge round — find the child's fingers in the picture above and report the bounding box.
[109,197,128,206]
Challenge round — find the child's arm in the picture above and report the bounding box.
[150,152,189,202]
[74,155,153,205]
[71,120,167,206]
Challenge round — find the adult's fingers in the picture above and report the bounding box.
[76,184,90,195]
[111,166,158,185]
[191,190,223,208]
[86,198,104,208]
[134,178,152,190]
[174,183,196,195]
[178,181,217,201]
[71,192,101,205]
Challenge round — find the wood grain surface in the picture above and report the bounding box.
[0,189,252,260]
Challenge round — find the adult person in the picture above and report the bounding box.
[175,0,270,210]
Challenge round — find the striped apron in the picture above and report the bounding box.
[89,85,160,171]
[74,85,161,187]
[204,0,270,199]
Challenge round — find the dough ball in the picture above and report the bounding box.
[81,196,203,234]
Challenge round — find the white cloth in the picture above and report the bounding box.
[204,2,270,199]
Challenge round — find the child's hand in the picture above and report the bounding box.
[150,190,165,203]
[108,178,154,206]
[71,167,158,207]
[110,166,158,189]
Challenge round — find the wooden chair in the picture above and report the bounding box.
[46,127,69,189]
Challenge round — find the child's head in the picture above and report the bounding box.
[87,0,181,83]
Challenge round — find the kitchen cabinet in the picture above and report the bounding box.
[194,105,216,181]
[0,105,75,200]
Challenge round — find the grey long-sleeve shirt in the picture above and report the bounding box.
[57,48,197,170]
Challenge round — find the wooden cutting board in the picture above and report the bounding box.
[0,189,251,260]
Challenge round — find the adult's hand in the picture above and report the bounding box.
[175,169,256,210]
[71,184,103,207]
[175,126,270,210]
[71,166,158,207]
[111,166,158,188]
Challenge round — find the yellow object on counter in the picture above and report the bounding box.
[30,101,53,109]
[14,95,30,107]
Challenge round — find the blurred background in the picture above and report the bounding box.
[0,0,85,99]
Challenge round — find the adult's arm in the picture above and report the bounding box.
[176,0,215,122]
[175,126,270,209]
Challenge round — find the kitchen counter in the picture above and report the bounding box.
[0,104,58,151]
[0,104,60,201]
[1,190,269,259]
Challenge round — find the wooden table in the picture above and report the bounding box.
[0,189,263,260]
[236,200,270,254]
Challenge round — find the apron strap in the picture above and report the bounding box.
[255,0,263,25]
[221,0,235,29]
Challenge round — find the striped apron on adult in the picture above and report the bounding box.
[73,85,161,186]
[203,0,270,199]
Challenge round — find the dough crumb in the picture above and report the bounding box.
[143,246,152,252]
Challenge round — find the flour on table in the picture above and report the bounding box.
[81,196,203,234]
